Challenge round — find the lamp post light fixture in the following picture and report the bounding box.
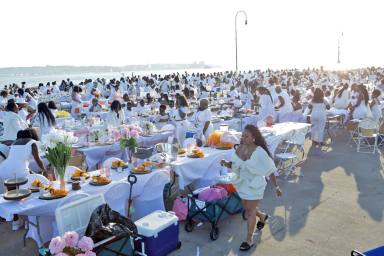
[235,10,248,73]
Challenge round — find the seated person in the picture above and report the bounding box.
[89,98,102,112]
[155,104,169,123]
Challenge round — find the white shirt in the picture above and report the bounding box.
[106,110,125,127]
[2,111,28,141]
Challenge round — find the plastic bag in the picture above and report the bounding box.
[198,186,228,202]
[85,204,137,243]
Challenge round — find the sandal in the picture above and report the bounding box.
[256,214,269,230]
[239,242,254,251]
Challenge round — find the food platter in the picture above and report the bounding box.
[3,189,32,201]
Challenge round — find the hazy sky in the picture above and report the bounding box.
[0,0,383,70]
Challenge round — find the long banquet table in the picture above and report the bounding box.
[0,167,170,246]
[171,122,311,189]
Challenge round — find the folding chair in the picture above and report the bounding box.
[356,126,379,153]
[154,143,178,196]
[55,194,134,256]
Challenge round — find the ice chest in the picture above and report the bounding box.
[134,210,181,256]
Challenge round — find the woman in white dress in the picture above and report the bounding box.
[220,125,282,251]
[257,87,276,122]
[370,89,382,124]
[193,98,213,142]
[32,103,56,139]
[47,101,58,117]
[275,86,293,114]
[328,84,349,120]
[1,102,28,144]
[350,85,369,120]
[71,86,82,117]
[173,95,190,146]
[0,128,46,230]
[308,88,330,146]
[106,100,125,127]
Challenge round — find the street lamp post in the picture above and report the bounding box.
[235,10,248,73]
[337,32,343,64]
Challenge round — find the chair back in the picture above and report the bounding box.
[136,171,169,201]
[25,173,49,188]
[104,182,131,216]
[55,194,104,236]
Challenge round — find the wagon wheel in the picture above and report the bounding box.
[210,225,219,240]
[185,219,194,232]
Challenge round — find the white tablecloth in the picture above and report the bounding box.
[0,168,170,246]
[172,122,311,189]
[78,131,173,170]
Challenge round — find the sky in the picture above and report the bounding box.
[0,0,383,70]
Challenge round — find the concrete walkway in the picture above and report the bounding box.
[1,130,383,256]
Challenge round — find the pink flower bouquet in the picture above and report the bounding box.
[47,231,95,256]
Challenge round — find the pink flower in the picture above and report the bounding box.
[84,251,96,256]
[78,236,94,252]
[63,231,79,248]
[130,129,139,138]
[49,236,66,254]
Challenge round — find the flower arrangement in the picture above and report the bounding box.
[56,111,70,118]
[89,129,104,143]
[42,130,78,188]
[45,231,95,256]
[93,90,101,99]
[120,124,142,163]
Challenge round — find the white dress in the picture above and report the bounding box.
[231,147,277,200]
[277,91,293,114]
[258,94,276,121]
[32,114,56,139]
[106,110,125,127]
[71,93,82,117]
[173,107,190,145]
[310,102,327,142]
[0,140,36,181]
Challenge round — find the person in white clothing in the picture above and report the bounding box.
[106,100,125,127]
[370,89,382,124]
[220,125,281,251]
[257,87,276,122]
[193,98,213,142]
[275,86,293,114]
[328,84,349,120]
[32,102,56,139]
[1,102,28,143]
[173,95,190,145]
[0,128,46,230]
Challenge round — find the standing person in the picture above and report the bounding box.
[257,87,276,122]
[32,103,56,139]
[71,86,82,117]
[173,95,190,146]
[308,88,330,147]
[370,89,382,124]
[220,125,282,251]
[193,98,213,143]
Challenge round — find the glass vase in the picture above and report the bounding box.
[53,166,67,190]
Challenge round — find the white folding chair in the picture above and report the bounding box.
[101,145,124,166]
[104,182,131,217]
[131,171,169,220]
[55,194,104,237]
[357,127,379,154]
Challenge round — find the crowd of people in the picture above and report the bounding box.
[0,66,383,249]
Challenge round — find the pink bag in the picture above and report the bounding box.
[172,197,188,221]
[198,186,228,202]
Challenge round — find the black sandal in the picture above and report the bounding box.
[256,214,269,230]
[239,242,254,251]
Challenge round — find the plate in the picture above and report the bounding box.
[141,134,153,137]
[89,180,112,186]
[111,165,128,170]
[71,175,90,181]
[39,192,67,200]
[3,189,32,200]
[4,177,28,187]
[216,146,232,150]
[130,170,151,175]
[187,154,202,158]
[30,186,40,193]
